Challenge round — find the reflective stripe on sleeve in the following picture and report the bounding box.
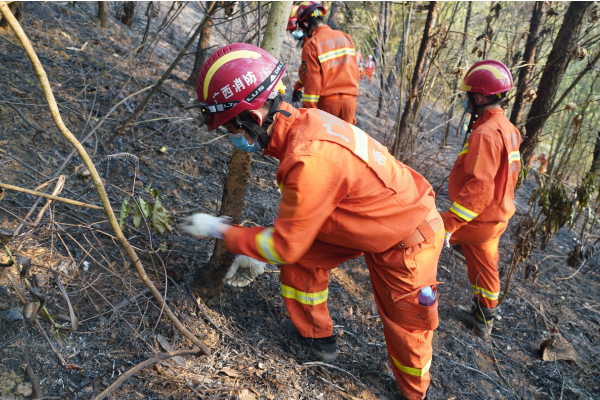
[302,93,320,103]
[318,47,356,63]
[256,228,285,264]
[297,78,303,85]
[444,230,452,240]
[471,284,499,300]
[508,151,520,163]
[351,125,369,163]
[391,355,432,377]
[281,284,328,306]
[449,202,479,222]
[458,143,469,156]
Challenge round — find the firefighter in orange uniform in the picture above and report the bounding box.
[291,2,360,124]
[181,44,442,400]
[365,55,376,85]
[442,60,521,339]
[536,153,548,174]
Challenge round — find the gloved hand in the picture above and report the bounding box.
[178,214,231,239]
[224,255,267,287]
[292,89,302,103]
[444,231,452,248]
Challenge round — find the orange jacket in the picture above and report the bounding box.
[224,102,436,266]
[301,25,360,107]
[441,108,521,235]
[365,60,375,72]
[293,63,304,91]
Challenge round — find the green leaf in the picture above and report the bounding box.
[151,197,172,235]
[119,197,131,231]
[158,146,167,153]
[133,203,142,229]
[138,198,150,218]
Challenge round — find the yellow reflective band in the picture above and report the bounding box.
[472,284,499,300]
[303,93,320,103]
[297,78,303,85]
[508,150,520,163]
[467,64,504,80]
[391,355,432,377]
[449,202,479,222]
[281,284,328,306]
[458,143,469,156]
[476,312,493,325]
[444,230,452,240]
[256,228,285,264]
[203,50,262,99]
[351,125,369,163]
[318,47,356,63]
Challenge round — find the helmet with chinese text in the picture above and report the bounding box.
[193,43,287,131]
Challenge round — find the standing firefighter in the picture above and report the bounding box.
[365,54,376,85]
[181,44,442,400]
[291,2,360,124]
[443,60,521,339]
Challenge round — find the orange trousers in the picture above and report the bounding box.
[366,70,374,84]
[449,222,507,309]
[280,228,444,400]
[317,95,357,125]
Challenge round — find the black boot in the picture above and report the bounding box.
[281,319,339,362]
[453,299,499,339]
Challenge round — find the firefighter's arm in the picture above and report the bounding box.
[293,64,304,91]
[301,42,322,108]
[441,131,502,234]
[225,155,348,264]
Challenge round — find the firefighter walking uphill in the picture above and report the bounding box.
[290,2,360,125]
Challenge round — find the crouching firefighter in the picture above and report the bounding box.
[442,60,521,339]
[180,44,443,400]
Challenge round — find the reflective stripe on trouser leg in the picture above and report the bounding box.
[279,240,362,338]
[461,237,501,309]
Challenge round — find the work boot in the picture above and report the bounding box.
[453,300,499,339]
[281,319,339,362]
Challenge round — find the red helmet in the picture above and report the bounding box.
[187,43,286,131]
[287,5,299,31]
[297,1,326,28]
[458,60,514,96]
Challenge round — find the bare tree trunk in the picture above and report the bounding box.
[0,1,22,29]
[97,1,108,28]
[442,1,472,146]
[521,1,592,164]
[591,132,600,175]
[392,1,438,159]
[386,3,413,94]
[374,2,385,68]
[120,1,135,27]
[187,1,216,87]
[376,2,389,117]
[192,1,293,300]
[509,1,545,128]
[327,1,340,31]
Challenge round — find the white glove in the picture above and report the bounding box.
[178,214,231,239]
[223,255,266,287]
[444,231,452,248]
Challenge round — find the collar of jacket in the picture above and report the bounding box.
[311,24,331,38]
[263,101,298,160]
[473,108,504,130]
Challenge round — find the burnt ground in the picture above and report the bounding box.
[0,2,599,400]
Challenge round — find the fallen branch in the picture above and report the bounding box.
[0,1,210,356]
[22,352,42,399]
[0,182,103,210]
[92,349,204,400]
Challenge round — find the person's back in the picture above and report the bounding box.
[295,3,359,124]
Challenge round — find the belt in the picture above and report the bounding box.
[321,93,356,101]
[397,208,442,249]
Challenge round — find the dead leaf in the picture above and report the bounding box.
[65,363,85,370]
[156,334,185,365]
[220,367,241,378]
[540,332,579,364]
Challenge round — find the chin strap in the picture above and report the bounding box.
[233,96,291,149]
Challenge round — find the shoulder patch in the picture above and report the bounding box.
[301,61,307,75]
